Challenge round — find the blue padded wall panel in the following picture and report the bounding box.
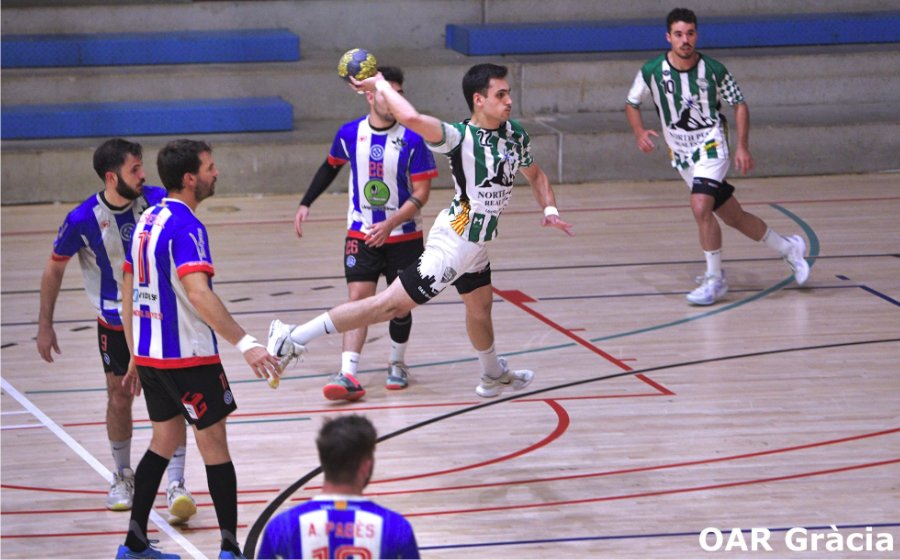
[2,29,300,68]
[1,97,293,140]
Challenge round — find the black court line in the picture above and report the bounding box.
[2,252,897,296]
[242,336,900,557]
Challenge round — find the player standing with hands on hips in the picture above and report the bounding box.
[268,63,573,398]
[293,66,437,401]
[116,139,281,559]
[625,8,809,306]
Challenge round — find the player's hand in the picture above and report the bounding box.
[734,146,754,175]
[542,215,575,237]
[636,129,659,153]
[349,72,385,94]
[36,323,60,363]
[364,222,391,248]
[243,346,282,388]
[294,205,310,238]
[122,358,142,397]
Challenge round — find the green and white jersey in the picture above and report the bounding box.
[428,119,533,243]
[626,52,745,169]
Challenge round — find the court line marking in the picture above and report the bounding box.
[0,377,207,559]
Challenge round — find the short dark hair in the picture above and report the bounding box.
[156,139,211,192]
[317,415,377,485]
[667,8,697,31]
[92,138,142,180]
[462,63,508,112]
[378,65,404,87]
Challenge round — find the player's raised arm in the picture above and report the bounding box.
[351,73,444,144]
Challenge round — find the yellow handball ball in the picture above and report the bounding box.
[337,48,377,82]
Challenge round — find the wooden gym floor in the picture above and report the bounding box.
[1,172,898,558]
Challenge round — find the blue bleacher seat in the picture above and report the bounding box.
[0,97,294,140]
[1,28,300,68]
[446,11,900,55]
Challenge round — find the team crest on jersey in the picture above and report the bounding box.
[120,222,135,242]
[370,144,385,161]
[364,180,390,206]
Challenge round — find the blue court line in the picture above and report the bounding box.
[419,522,900,551]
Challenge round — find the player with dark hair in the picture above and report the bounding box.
[37,138,197,522]
[116,139,281,559]
[293,66,437,401]
[257,415,419,559]
[268,63,573,398]
[625,7,809,306]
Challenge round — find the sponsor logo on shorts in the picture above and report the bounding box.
[346,255,357,268]
[181,392,207,421]
[223,390,234,405]
[103,353,111,365]
[441,267,456,283]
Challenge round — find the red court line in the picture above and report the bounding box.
[306,399,570,490]
[345,427,900,499]
[493,287,674,395]
[403,457,900,518]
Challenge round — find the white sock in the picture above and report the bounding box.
[476,345,503,378]
[341,351,360,376]
[110,438,131,474]
[289,312,337,345]
[761,227,791,254]
[390,341,408,364]
[167,445,186,486]
[704,249,723,278]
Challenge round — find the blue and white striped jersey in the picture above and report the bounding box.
[258,495,419,559]
[329,117,438,243]
[124,198,220,369]
[51,186,166,328]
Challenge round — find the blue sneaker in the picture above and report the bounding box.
[218,551,246,559]
[116,542,180,558]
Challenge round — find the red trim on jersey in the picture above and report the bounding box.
[134,355,222,369]
[97,317,124,331]
[327,155,348,167]
[50,253,71,262]
[410,168,439,181]
[346,230,424,244]
[177,262,215,279]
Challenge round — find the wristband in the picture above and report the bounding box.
[375,79,392,93]
[543,205,560,218]
[236,334,261,353]
[408,195,423,209]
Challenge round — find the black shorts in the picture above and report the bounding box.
[399,259,493,305]
[691,177,735,210]
[137,363,237,430]
[98,323,130,376]
[344,235,424,284]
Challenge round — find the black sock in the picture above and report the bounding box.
[124,450,169,551]
[206,461,240,553]
[389,313,412,343]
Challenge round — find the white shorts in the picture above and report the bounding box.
[399,209,491,304]
[678,157,730,188]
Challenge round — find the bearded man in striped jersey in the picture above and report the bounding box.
[625,7,810,306]
[268,63,573,399]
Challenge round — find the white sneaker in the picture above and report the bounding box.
[782,235,810,285]
[106,468,134,511]
[166,480,197,524]
[266,319,305,369]
[686,272,729,306]
[476,357,534,398]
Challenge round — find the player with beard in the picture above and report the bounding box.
[625,8,809,306]
[37,138,197,522]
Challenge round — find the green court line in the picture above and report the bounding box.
[27,204,819,392]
